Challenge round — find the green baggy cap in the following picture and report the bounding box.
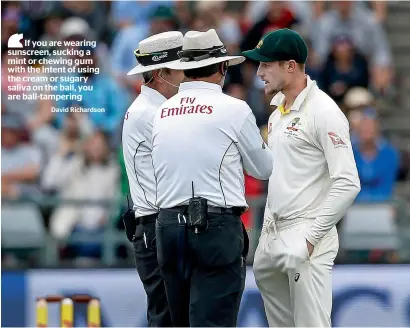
[242,28,308,64]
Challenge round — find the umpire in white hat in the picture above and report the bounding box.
[151,29,273,327]
[121,31,184,327]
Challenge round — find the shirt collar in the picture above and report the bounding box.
[179,81,222,93]
[270,75,317,112]
[140,85,167,106]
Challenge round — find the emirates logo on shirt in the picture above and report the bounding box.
[327,132,345,145]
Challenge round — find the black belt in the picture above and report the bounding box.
[135,213,157,225]
[161,206,245,216]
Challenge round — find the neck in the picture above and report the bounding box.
[336,57,352,71]
[360,141,378,156]
[145,82,168,99]
[184,73,223,86]
[282,74,307,108]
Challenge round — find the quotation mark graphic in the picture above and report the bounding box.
[8,33,24,48]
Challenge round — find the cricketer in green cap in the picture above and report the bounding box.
[243,27,361,328]
[242,28,308,99]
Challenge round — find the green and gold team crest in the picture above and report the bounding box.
[286,117,301,132]
[284,117,302,138]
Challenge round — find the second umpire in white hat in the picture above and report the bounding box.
[121,31,184,327]
[151,29,273,326]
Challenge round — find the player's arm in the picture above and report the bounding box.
[305,107,361,246]
[237,111,273,180]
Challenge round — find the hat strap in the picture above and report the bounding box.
[178,46,228,62]
[134,45,182,66]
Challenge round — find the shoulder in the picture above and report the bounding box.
[379,139,399,159]
[128,94,156,113]
[318,10,338,27]
[309,87,348,124]
[126,94,157,124]
[220,93,253,115]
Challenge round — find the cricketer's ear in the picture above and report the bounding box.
[287,60,297,73]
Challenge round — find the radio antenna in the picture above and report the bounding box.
[191,181,194,198]
[127,194,131,209]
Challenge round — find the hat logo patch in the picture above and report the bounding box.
[152,53,168,62]
[256,40,263,49]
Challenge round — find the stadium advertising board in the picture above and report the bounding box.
[2,266,410,327]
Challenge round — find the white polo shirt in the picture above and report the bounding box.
[152,81,273,209]
[265,76,361,245]
[122,86,166,218]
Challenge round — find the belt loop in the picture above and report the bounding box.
[272,221,277,239]
[177,214,187,224]
[178,207,187,225]
[274,214,278,239]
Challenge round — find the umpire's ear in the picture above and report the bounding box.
[220,61,229,76]
[152,69,161,81]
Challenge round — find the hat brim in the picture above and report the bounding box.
[127,59,181,76]
[242,49,273,62]
[166,56,245,70]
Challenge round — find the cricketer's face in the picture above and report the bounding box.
[257,61,287,96]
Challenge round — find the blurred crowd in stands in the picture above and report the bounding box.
[2,1,409,265]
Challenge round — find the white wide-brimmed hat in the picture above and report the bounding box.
[60,17,92,39]
[127,31,184,76]
[343,87,375,108]
[167,29,245,70]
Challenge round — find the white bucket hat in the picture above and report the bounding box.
[343,87,375,108]
[60,17,91,39]
[167,29,245,70]
[127,31,184,76]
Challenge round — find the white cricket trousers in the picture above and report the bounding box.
[253,218,339,327]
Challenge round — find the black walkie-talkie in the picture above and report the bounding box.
[122,195,137,242]
[188,181,208,233]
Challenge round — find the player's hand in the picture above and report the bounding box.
[306,239,314,257]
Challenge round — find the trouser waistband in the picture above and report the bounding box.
[161,206,245,216]
[135,213,158,225]
[263,217,314,236]
[277,217,314,230]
